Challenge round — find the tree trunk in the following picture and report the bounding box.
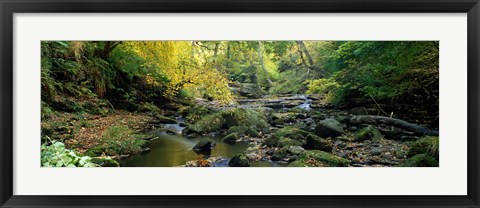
[97,41,121,59]
[257,41,272,86]
[296,41,314,66]
[349,115,439,136]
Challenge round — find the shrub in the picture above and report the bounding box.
[41,140,98,167]
[100,125,147,156]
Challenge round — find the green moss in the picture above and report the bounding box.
[278,137,303,148]
[397,153,439,167]
[137,102,160,113]
[85,146,105,157]
[287,160,308,167]
[190,108,268,134]
[266,126,317,147]
[228,154,250,167]
[407,136,439,160]
[227,126,259,137]
[265,135,280,147]
[304,134,332,152]
[273,126,309,142]
[297,150,350,167]
[222,133,239,144]
[271,147,290,161]
[355,126,383,142]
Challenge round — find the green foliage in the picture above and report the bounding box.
[305,78,339,94]
[100,125,147,155]
[397,153,439,167]
[41,140,98,167]
[407,136,439,160]
[269,69,308,94]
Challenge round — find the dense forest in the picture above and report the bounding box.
[41,41,439,167]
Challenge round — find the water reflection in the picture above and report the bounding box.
[119,132,250,167]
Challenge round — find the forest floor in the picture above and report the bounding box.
[42,110,155,155]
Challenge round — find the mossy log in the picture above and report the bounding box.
[349,115,438,136]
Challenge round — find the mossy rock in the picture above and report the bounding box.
[273,126,310,142]
[193,139,215,155]
[355,126,383,142]
[271,147,289,161]
[265,126,312,147]
[314,118,345,139]
[407,136,439,160]
[222,133,239,144]
[265,135,280,147]
[228,154,250,167]
[277,137,303,148]
[288,146,305,155]
[190,108,268,134]
[397,153,439,167]
[304,134,332,152]
[227,126,259,137]
[297,150,350,167]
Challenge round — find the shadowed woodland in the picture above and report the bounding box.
[41,41,439,167]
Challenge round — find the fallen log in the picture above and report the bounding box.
[349,115,439,136]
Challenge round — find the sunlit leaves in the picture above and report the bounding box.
[126,41,234,103]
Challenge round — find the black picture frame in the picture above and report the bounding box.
[1,0,479,207]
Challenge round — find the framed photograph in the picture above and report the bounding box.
[1,0,479,207]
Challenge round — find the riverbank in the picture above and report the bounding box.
[41,110,156,159]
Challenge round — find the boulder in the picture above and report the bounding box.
[192,139,215,155]
[277,137,303,148]
[288,146,305,155]
[265,126,312,147]
[355,126,384,143]
[228,154,250,167]
[190,108,268,134]
[348,107,368,115]
[304,134,333,152]
[314,118,345,138]
[370,147,384,156]
[222,133,239,144]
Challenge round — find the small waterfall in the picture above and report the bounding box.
[297,95,312,110]
[163,116,186,134]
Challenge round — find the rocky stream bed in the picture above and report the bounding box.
[120,94,439,167]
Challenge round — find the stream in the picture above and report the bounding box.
[119,95,312,167]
